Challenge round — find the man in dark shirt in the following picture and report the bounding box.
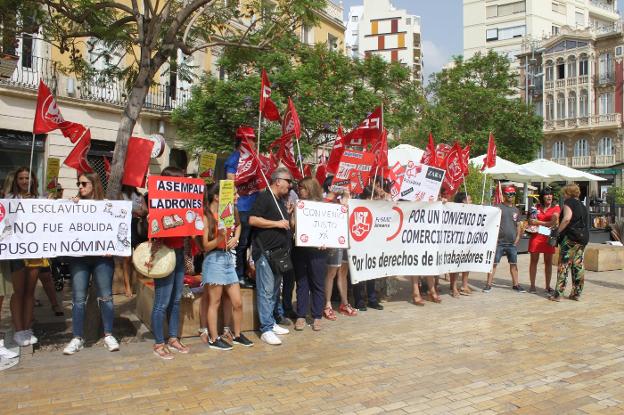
[483,185,524,293]
[249,167,293,345]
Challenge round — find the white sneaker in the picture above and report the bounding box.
[272,324,290,335]
[103,335,120,352]
[13,331,30,347]
[260,331,282,345]
[63,337,84,355]
[0,340,18,359]
[25,329,38,345]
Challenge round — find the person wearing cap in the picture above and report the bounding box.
[483,185,525,293]
[528,187,560,294]
[225,126,257,289]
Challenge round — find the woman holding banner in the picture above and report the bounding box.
[293,178,328,331]
[198,183,253,350]
[63,172,119,355]
[149,167,191,359]
[7,168,42,347]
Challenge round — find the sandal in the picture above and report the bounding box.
[459,288,472,296]
[338,303,358,317]
[323,306,337,321]
[428,293,442,304]
[198,328,209,344]
[450,290,460,298]
[412,297,425,306]
[167,337,190,354]
[312,319,322,331]
[153,344,174,360]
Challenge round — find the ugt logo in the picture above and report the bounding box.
[349,206,373,242]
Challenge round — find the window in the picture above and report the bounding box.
[545,62,554,81]
[498,25,526,40]
[575,11,585,27]
[391,19,398,33]
[351,15,358,22]
[20,33,34,69]
[556,93,566,119]
[599,92,614,114]
[406,18,411,25]
[552,141,566,159]
[598,137,614,156]
[545,95,554,120]
[537,145,544,159]
[579,56,588,75]
[556,60,565,79]
[328,34,338,51]
[534,101,543,117]
[599,52,613,81]
[568,93,577,118]
[574,139,589,157]
[486,28,498,41]
[616,46,623,57]
[579,90,588,117]
[567,57,577,77]
[552,2,566,14]
[552,25,560,36]
[488,1,525,18]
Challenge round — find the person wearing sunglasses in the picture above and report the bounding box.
[249,167,294,346]
[483,185,525,293]
[63,172,119,355]
[528,187,560,294]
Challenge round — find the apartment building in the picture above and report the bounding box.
[517,25,624,197]
[0,2,345,195]
[345,0,423,83]
[464,0,620,61]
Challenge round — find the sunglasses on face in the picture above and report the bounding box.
[504,192,516,196]
[76,181,91,187]
[278,178,293,184]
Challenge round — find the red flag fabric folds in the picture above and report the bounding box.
[103,156,111,180]
[371,128,389,172]
[481,132,497,171]
[420,132,438,167]
[282,97,301,140]
[259,69,281,122]
[63,129,93,174]
[122,137,154,187]
[343,107,383,148]
[315,163,327,185]
[59,122,89,144]
[326,125,345,175]
[33,80,67,134]
[461,145,471,176]
[235,138,260,186]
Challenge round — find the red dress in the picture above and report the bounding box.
[528,204,561,254]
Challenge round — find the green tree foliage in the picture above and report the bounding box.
[464,164,493,205]
[173,43,424,154]
[403,51,543,164]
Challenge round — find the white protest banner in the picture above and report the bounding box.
[347,199,501,283]
[295,200,349,248]
[399,161,445,202]
[0,199,132,260]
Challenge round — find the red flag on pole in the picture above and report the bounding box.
[259,69,281,122]
[235,137,260,186]
[371,128,389,171]
[435,143,452,171]
[481,132,497,171]
[63,129,93,174]
[33,80,67,134]
[270,134,303,181]
[315,162,327,185]
[420,132,438,167]
[282,97,301,140]
[461,145,471,176]
[122,137,154,187]
[343,106,383,147]
[59,122,89,144]
[441,142,464,195]
[326,125,345,175]
[103,156,111,180]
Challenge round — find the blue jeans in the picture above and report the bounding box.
[68,256,115,338]
[151,248,184,344]
[255,255,281,333]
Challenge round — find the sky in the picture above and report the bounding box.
[340,0,624,83]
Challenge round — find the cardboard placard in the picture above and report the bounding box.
[218,180,235,229]
[330,150,375,194]
[398,161,445,202]
[147,176,205,238]
[199,152,217,183]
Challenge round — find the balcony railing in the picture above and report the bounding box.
[571,156,592,168]
[596,154,616,166]
[0,55,189,112]
[551,157,568,166]
[596,72,615,85]
[543,113,621,132]
[544,75,590,90]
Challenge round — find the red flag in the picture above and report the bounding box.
[282,97,301,140]
[461,145,471,176]
[326,125,345,175]
[275,134,303,181]
[256,152,277,190]
[435,143,452,170]
[33,80,67,134]
[259,69,281,122]
[481,132,497,171]
[343,107,383,147]
[63,129,93,174]
[315,163,327,185]
[60,122,89,144]
[235,137,260,186]
[371,128,389,171]
[420,132,438,167]
[303,164,312,177]
[103,156,111,180]
[122,137,154,187]
[441,142,464,195]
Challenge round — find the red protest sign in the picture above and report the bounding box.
[147,176,205,238]
[330,150,375,194]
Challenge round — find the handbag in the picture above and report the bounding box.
[132,241,176,278]
[548,229,559,247]
[267,247,294,274]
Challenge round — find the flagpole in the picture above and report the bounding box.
[28,132,36,194]
[295,138,304,176]
[370,166,378,200]
[481,172,487,205]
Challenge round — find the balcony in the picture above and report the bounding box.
[543,113,621,132]
[551,157,568,166]
[596,72,615,85]
[544,75,589,90]
[0,55,189,112]
[571,156,592,168]
[596,154,616,166]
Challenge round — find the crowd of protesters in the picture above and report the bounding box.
[0,141,592,359]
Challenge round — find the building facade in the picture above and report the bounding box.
[345,0,423,83]
[0,2,345,196]
[517,25,624,197]
[464,0,620,61]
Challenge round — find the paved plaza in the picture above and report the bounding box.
[2,253,624,415]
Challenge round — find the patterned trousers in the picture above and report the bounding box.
[555,236,585,297]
